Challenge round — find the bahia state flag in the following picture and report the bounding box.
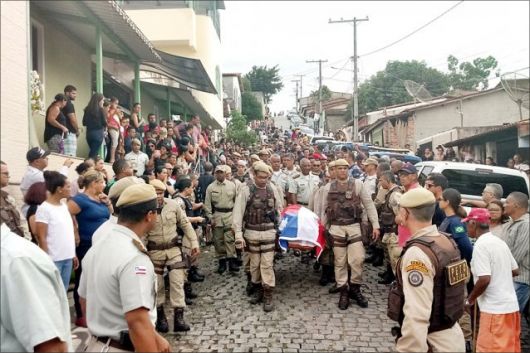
[278,204,326,259]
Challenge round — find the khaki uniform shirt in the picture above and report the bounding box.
[271,170,296,195]
[0,190,24,237]
[145,198,198,253]
[293,173,321,205]
[320,178,380,229]
[374,185,388,210]
[232,182,283,242]
[204,180,237,228]
[78,223,157,341]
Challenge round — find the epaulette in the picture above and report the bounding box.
[132,239,148,255]
[292,174,300,179]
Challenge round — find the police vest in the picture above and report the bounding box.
[243,183,276,231]
[387,232,468,333]
[326,179,362,225]
[379,186,401,232]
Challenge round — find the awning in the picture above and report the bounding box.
[444,123,518,147]
[141,80,222,130]
[31,0,160,62]
[142,50,217,94]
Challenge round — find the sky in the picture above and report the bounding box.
[220,1,530,113]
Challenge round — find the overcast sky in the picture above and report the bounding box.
[220,1,529,113]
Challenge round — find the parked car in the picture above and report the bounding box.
[368,150,422,165]
[414,161,530,202]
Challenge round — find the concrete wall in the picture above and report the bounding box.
[222,75,242,112]
[1,1,30,183]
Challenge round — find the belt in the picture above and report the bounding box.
[329,218,361,226]
[246,224,275,231]
[214,207,233,212]
[96,336,133,351]
[298,202,309,206]
[147,237,181,251]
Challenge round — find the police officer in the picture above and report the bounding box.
[79,183,170,352]
[146,179,199,333]
[0,161,25,237]
[233,161,283,312]
[293,158,320,207]
[258,148,271,164]
[320,159,380,310]
[270,154,296,205]
[204,165,238,274]
[388,188,466,352]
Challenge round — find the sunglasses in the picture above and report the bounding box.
[425,183,435,188]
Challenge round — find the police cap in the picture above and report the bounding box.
[253,161,271,175]
[250,154,260,161]
[258,149,271,156]
[334,159,349,167]
[399,188,436,208]
[215,165,226,173]
[108,176,145,200]
[149,179,167,191]
[116,183,157,208]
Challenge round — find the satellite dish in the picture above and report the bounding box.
[403,80,433,103]
[500,72,530,120]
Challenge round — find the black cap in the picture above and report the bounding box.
[26,147,50,162]
[398,162,417,174]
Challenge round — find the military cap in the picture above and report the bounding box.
[108,176,145,200]
[250,154,260,161]
[399,188,436,208]
[149,179,167,191]
[215,165,226,173]
[116,183,157,208]
[362,157,379,166]
[258,148,271,156]
[334,159,349,167]
[253,161,271,175]
[222,165,232,174]
[328,161,336,168]
[232,151,242,158]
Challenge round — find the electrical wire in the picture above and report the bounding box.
[359,0,465,58]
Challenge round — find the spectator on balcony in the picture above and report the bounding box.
[422,147,434,161]
[434,145,445,161]
[70,160,93,198]
[62,85,79,157]
[83,93,107,159]
[44,94,68,154]
[106,97,121,164]
[125,138,150,177]
[24,181,47,244]
[123,125,139,154]
[130,102,144,137]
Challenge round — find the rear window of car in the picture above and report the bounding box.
[441,169,529,198]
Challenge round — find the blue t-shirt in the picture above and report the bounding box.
[439,215,473,264]
[72,193,110,243]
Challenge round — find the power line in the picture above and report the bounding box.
[359,0,464,58]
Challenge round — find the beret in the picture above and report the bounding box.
[362,157,379,166]
[108,176,145,200]
[250,154,260,161]
[334,159,349,167]
[149,179,167,191]
[399,188,436,208]
[253,161,271,175]
[116,183,157,208]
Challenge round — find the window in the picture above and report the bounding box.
[441,169,528,198]
[30,19,45,82]
[418,166,434,186]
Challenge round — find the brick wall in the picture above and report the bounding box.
[382,115,416,148]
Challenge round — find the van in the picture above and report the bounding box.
[414,161,530,202]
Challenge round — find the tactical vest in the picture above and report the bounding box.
[326,179,362,225]
[387,232,468,333]
[0,191,24,237]
[379,187,401,232]
[243,183,276,231]
[176,195,197,231]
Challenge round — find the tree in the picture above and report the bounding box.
[242,91,264,121]
[226,110,257,145]
[310,85,332,102]
[241,76,252,92]
[244,65,284,104]
[447,55,499,90]
[357,60,449,114]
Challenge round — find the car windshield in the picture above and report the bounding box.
[441,169,528,198]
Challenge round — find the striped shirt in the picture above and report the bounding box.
[502,213,529,285]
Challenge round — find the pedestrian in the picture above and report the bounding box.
[44,94,68,153]
[83,93,107,159]
[424,173,448,227]
[462,183,503,208]
[387,188,466,352]
[78,183,171,352]
[486,199,509,238]
[465,208,521,353]
[24,181,47,244]
[502,191,529,313]
[35,171,78,292]
[1,221,73,352]
[0,161,25,237]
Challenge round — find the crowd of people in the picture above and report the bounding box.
[1,114,529,353]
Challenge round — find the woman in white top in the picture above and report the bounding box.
[36,171,78,292]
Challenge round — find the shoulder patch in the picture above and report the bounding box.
[405,260,429,274]
[408,270,424,287]
[134,265,147,275]
[454,225,465,233]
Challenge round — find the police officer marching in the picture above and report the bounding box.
[320,159,381,310]
[388,187,466,352]
[204,165,239,274]
[146,179,200,333]
[78,183,170,352]
[233,161,283,312]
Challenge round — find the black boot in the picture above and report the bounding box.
[249,283,263,304]
[313,261,321,272]
[228,258,240,272]
[349,284,368,308]
[184,282,197,299]
[378,265,395,285]
[235,249,243,267]
[173,308,190,332]
[319,265,333,286]
[217,258,227,274]
[245,272,255,296]
[372,249,384,267]
[262,285,274,312]
[338,285,350,310]
[364,245,377,263]
[155,306,169,333]
[188,266,205,282]
[328,282,340,294]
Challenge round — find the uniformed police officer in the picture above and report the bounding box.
[146,179,199,333]
[79,183,170,352]
[270,154,296,205]
[293,158,320,207]
[233,161,283,312]
[388,187,466,352]
[320,159,380,310]
[204,165,238,274]
[0,161,25,237]
[258,148,271,164]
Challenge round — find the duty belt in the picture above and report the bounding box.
[331,234,362,247]
[245,239,276,253]
[95,336,134,351]
[329,218,361,226]
[214,207,233,213]
[245,223,275,231]
[146,236,182,251]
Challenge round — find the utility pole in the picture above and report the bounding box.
[329,16,368,141]
[296,74,305,99]
[291,79,300,111]
[306,59,328,133]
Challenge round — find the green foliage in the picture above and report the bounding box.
[242,91,264,121]
[241,76,252,92]
[244,65,284,104]
[310,85,332,101]
[447,55,499,90]
[226,110,257,145]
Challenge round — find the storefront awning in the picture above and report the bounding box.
[141,81,222,130]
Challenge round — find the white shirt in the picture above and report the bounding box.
[125,151,149,176]
[20,165,69,216]
[363,174,377,197]
[35,201,76,262]
[91,216,118,245]
[294,173,320,205]
[470,232,519,314]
